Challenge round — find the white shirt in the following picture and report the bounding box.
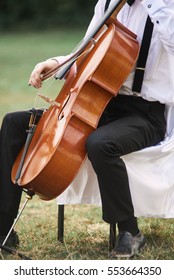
[83,0,174,104]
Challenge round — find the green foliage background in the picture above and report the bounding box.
[0,0,97,31]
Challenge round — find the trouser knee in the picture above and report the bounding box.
[86,133,104,161]
[2,112,14,128]
[86,132,121,164]
[2,111,29,134]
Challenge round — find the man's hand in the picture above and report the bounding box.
[28,59,59,89]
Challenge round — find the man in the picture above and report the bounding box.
[0,0,174,258]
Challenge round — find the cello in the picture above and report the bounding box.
[11,0,139,200]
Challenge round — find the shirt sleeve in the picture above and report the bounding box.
[141,0,174,53]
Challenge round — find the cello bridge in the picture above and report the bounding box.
[37,93,61,108]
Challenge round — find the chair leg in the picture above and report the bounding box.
[57,205,64,243]
[57,205,116,252]
[109,223,116,252]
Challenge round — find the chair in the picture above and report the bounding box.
[56,105,174,251]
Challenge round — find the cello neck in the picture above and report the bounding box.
[93,0,127,31]
[111,0,127,19]
[54,0,127,80]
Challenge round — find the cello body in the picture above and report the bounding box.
[12,19,139,200]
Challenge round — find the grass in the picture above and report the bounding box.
[0,30,174,260]
[1,198,174,260]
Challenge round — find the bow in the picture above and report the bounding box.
[127,0,135,6]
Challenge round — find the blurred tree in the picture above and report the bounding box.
[0,0,97,31]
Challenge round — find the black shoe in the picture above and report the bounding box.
[109,231,145,258]
[0,230,19,248]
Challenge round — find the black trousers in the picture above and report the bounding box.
[0,95,166,224]
[86,94,166,224]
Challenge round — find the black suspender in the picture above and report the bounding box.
[127,0,135,5]
[104,0,111,12]
[132,16,154,92]
[104,0,154,93]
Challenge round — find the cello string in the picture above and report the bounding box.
[30,75,57,126]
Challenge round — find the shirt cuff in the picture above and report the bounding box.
[51,55,70,65]
[141,0,166,16]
